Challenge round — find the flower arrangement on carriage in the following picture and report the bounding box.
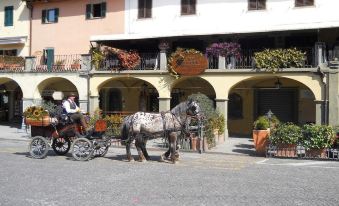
[24,106,50,126]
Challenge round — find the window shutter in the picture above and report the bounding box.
[190,0,196,14]
[101,2,106,18]
[86,4,92,19]
[138,0,145,18]
[181,0,188,15]
[45,49,54,71]
[42,9,47,23]
[4,6,13,27]
[146,0,152,18]
[55,8,59,22]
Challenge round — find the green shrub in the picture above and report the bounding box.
[253,116,269,130]
[301,124,335,149]
[270,123,302,145]
[254,48,305,72]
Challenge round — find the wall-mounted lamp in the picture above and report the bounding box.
[275,78,282,89]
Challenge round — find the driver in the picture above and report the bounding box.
[62,92,90,134]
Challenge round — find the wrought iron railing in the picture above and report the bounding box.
[0,55,25,72]
[267,144,339,160]
[32,54,82,72]
[97,52,159,71]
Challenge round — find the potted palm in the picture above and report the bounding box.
[269,123,302,157]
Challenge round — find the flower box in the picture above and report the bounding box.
[25,116,50,126]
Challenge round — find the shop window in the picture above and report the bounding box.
[181,0,196,15]
[295,0,314,7]
[0,49,17,56]
[42,8,59,24]
[248,0,266,10]
[138,0,152,19]
[228,93,243,119]
[86,2,106,19]
[4,6,13,26]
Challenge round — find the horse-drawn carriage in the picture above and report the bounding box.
[27,99,202,163]
[27,112,114,161]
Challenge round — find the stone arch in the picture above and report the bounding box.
[171,76,217,107]
[96,76,160,113]
[227,75,318,136]
[0,77,23,123]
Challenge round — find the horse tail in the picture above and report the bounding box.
[121,115,133,142]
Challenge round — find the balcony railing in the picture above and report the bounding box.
[31,54,82,72]
[97,52,159,71]
[208,48,315,69]
[0,56,25,72]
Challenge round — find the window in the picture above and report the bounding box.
[181,0,196,15]
[86,2,106,19]
[248,0,266,10]
[4,6,14,27]
[228,93,243,119]
[42,8,59,23]
[0,49,17,56]
[295,0,314,7]
[138,0,152,19]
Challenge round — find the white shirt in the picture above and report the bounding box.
[62,99,79,114]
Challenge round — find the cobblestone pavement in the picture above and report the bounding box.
[1,138,339,206]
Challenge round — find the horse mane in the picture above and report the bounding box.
[170,101,188,116]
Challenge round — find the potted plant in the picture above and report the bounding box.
[188,93,218,150]
[71,59,81,70]
[253,115,279,156]
[53,59,65,71]
[23,105,50,126]
[254,48,305,72]
[269,123,302,157]
[301,124,335,158]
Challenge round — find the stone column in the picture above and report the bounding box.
[215,98,229,139]
[218,56,226,69]
[21,98,34,130]
[81,54,92,71]
[314,100,325,125]
[158,41,169,71]
[328,64,339,126]
[158,97,171,112]
[79,99,89,113]
[7,91,14,121]
[89,95,99,113]
[24,56,36,71]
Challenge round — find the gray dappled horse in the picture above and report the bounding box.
[121,100,201,163]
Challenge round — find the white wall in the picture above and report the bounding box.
[0,0,30,56]
[122,0,339,38]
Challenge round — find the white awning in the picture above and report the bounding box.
[0,36,27,45]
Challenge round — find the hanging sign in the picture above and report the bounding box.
[171,53,208,76]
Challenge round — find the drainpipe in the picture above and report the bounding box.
[26,1,33,56]
[317,65,329,125]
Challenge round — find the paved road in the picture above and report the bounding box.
[1,138,339,206]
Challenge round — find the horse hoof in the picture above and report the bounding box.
[139,158,147,162]
[159,155,164,162]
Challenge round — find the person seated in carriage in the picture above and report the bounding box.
[62,92,91,135]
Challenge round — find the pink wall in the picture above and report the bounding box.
[31,0,124,55]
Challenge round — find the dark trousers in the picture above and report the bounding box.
[70,113,87,130]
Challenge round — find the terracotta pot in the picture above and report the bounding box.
[276,143,297,157]
[305,148,327,158]
[25,116,50,127]
[191,137,197,151]
[252,129,270,156]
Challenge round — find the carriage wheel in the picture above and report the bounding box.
[28,136,49,159]
[71,138,93,161]
[93,145,109,157]
[52,137,71,155]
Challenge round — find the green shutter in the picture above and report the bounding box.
[101,2,106,18]
[42,10,47,23]
[55,8,59,22]
[86,4,92,19]
[44,49,54,71]
[4,6,13,27]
